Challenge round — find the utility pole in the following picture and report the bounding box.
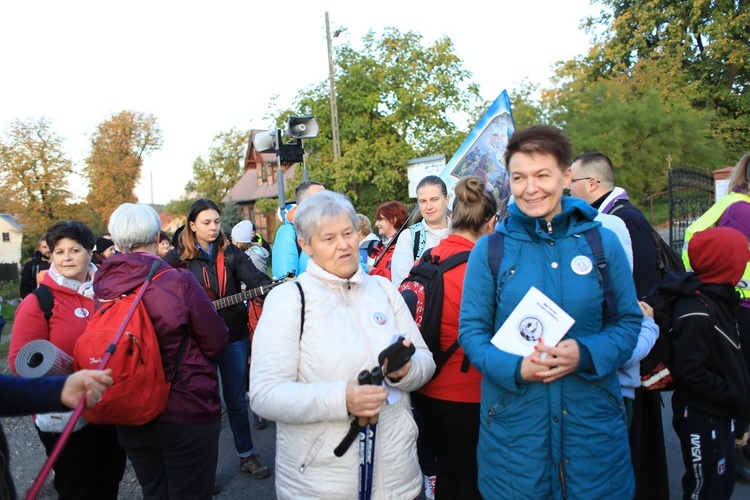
[325,11,341,161]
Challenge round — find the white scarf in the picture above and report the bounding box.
[47,262,98,299]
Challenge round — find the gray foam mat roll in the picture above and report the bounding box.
[15,340,74,378]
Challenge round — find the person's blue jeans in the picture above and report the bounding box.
[217,337,254,457]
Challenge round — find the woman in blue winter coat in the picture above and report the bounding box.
[458,125,642,499]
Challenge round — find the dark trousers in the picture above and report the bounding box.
[672,394,735,500]
[629,389,670,499]
[412,392,482,499]
[735,307,750,441]
[117,420,221,500]
[412,403,438,477]
[37,423,125,500]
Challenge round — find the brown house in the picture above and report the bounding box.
[222,130,298,242]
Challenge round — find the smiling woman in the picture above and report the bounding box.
[458,125,642,499]
[8,220,126,500]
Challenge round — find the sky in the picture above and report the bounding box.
[0,0,604,205]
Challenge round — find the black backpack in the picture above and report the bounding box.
[398,248,471,378]
[610,203,686,280]
[640,273,711,391]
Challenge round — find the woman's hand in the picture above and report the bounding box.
[520,345,547,382]
[529,339,580,383]
[345,379,387,418]
[638,301,654,319]
[382,338,413,382]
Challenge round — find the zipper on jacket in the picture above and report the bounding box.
[497,265,517,295]
[546,220,553,235]
[559,461,567,499]
[486,393,512,427]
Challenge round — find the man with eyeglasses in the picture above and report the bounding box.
[569,151,667,500]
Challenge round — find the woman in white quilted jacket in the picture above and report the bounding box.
[250,190,435,500]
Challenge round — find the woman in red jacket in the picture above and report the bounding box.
[410,176,497,499]
[10,220,126,500]
[369,200,409,279]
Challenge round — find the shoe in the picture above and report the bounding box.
[735,446,750,483]
[423,474,436,500]
[240,453,271,479]
[212,481,221,495]
[253,412,268,430]
[743,442,750,461]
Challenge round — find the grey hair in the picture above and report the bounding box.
[294,190,358,245]
[108,203,162,253]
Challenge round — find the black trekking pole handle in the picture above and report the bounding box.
[333,369,375,457]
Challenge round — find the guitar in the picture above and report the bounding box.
[209,273,295,310]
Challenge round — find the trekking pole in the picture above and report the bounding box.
[363,366,383,500]
[357,369,372,500]
[26,260,161,500]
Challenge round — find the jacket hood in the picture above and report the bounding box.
[502,196,600,240]
[93,252,172,300]
[658,271,740,305]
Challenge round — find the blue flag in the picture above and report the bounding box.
[438,90,515,213]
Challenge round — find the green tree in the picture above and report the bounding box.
[85,111,162,226]
[278,28,483,216]
[183,128,249,205]
[545,75,723,205]
[0,118,73,252]
[585,0,750,158]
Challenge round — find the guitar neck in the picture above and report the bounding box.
[211,277,291,310]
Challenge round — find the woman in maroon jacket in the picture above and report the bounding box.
[410,176,497,499]
[95,203,229,500]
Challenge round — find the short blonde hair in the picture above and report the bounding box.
[356,214,372,236]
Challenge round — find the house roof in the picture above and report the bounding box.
[222,129,299,204]
[222,164,297,204]
[0,214,23,231]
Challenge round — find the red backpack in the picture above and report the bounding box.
[73,269,186,425]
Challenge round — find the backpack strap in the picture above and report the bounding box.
[583,228,618,320]
[32,284,54,323]
[216,249,227,298]
[432,249,470,270]
[295,281,305,338]
[487,231,505,282]
[410,223,426,260]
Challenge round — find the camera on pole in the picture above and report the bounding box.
[253,116,319,209]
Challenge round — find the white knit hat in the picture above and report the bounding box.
[231,220,254,243]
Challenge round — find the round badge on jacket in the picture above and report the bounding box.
[571,255,593,275]
[372,312,387,327]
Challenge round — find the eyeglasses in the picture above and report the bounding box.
[570,177,600,184]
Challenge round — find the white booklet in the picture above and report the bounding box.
[491,286,575,357]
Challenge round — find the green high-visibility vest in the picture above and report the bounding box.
[682,191,750,299]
